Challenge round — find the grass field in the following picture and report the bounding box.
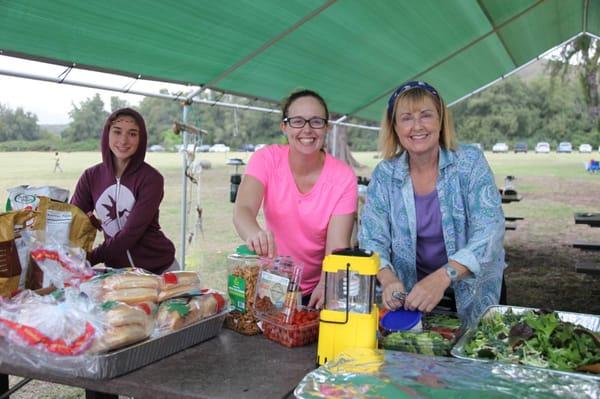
[3,149,600,398]
[2,149,600,294]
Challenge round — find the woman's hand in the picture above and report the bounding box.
[382,279,407,311]
[307,277,325,309]
[404,268,450,313]
[308,272,325,309]
[378,267,406,311]
[246,229,275,258]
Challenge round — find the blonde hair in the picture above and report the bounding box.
[379,88,457,159]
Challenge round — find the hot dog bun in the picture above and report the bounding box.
[157,284,200,302]
[104,303,151,327]
[91,324,148,353]
[102,287,158,305]
[160,271,200,289]
[156,298,202,331]
[102,273,159,290]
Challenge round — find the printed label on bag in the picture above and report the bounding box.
[256,271,289,308]
[228,274,247,312]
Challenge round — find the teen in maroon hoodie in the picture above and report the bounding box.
[71,108,176,274]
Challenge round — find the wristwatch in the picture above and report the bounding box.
[443,263,459,283]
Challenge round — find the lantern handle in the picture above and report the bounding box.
[319,263,351,325]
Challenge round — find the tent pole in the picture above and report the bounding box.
[180,103,189,270]
[331,115,348,157]
[0,66,379,131]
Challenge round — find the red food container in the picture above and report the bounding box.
[258,309,319,348]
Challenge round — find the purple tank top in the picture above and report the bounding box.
[414,189,448,281]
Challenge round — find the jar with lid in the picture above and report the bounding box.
[224,244,262,335]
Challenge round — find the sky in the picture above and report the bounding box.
[0,55,194,125]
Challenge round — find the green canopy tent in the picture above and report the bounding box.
[1,0,599,265]
[1,0,599,121]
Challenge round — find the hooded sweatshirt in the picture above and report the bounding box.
[71,108,175,274]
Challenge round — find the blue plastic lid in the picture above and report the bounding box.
[380,309,422,332]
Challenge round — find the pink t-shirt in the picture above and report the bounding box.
[245,145,357,295]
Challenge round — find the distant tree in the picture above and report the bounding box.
[62,94,108,142]
[452,74,596,147]
[138,90,183,145]
[110,96,129,112]
[0,104,40,141]
[549,36,599,125]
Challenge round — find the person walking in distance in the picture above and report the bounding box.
[53,151,63,173]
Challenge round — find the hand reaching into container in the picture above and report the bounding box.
[246,229,276,258]
[378,266,406,311]
[307,276,325,310]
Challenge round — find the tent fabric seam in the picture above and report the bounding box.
[346,0,547,117]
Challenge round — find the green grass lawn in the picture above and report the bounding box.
[2,150,600,291]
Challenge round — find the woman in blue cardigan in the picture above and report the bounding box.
[359,81,505,327]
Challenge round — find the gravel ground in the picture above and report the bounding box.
[503,177,600,315]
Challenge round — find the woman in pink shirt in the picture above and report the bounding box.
[233,89,357,308]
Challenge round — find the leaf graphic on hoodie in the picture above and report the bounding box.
[102,194,118,222]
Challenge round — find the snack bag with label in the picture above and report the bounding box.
[25,196,97,289]
[224,245,261,335]
[0,210,35,297]
[5,185,69,212]
[254,255,302,322]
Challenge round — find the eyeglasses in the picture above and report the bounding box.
[283,116,328,129]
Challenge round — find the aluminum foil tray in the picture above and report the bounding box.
[451,305,600,380]
[2,309,228,379]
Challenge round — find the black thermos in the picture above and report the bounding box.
[230,174,242,203]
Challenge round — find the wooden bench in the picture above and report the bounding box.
[505,224,517,231]
[575,262,600,276]
[572,241,600,251]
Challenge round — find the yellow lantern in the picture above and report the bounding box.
[317,248,379,365]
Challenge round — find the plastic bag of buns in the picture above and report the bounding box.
[80,269,160,306]
[154,290,227,336]
[89,300,154,353]
[0,288,100,356]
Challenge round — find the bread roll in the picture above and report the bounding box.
[160,271,200,289]
[156,298,202,332]
[198,295,217,318]
[157,284,200,302]
[104,304,150,327]
[91,324,148,353]
[102,273,159,290]
[103,287,158,305]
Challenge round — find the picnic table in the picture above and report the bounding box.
[295,349,599,398]
[0,329,317,399]
[500,189,523,231]
[574,212,600,228]
[572,212,600,276]
[499,188,522,204]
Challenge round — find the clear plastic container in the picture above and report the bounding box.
[224,245,261,335]
[253,256,303,322]
[258,308,320,347]
[379,330,452,356]
[253,256,318,347]
[378,312,460,356]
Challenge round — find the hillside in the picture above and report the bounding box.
[40,124,68,136]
